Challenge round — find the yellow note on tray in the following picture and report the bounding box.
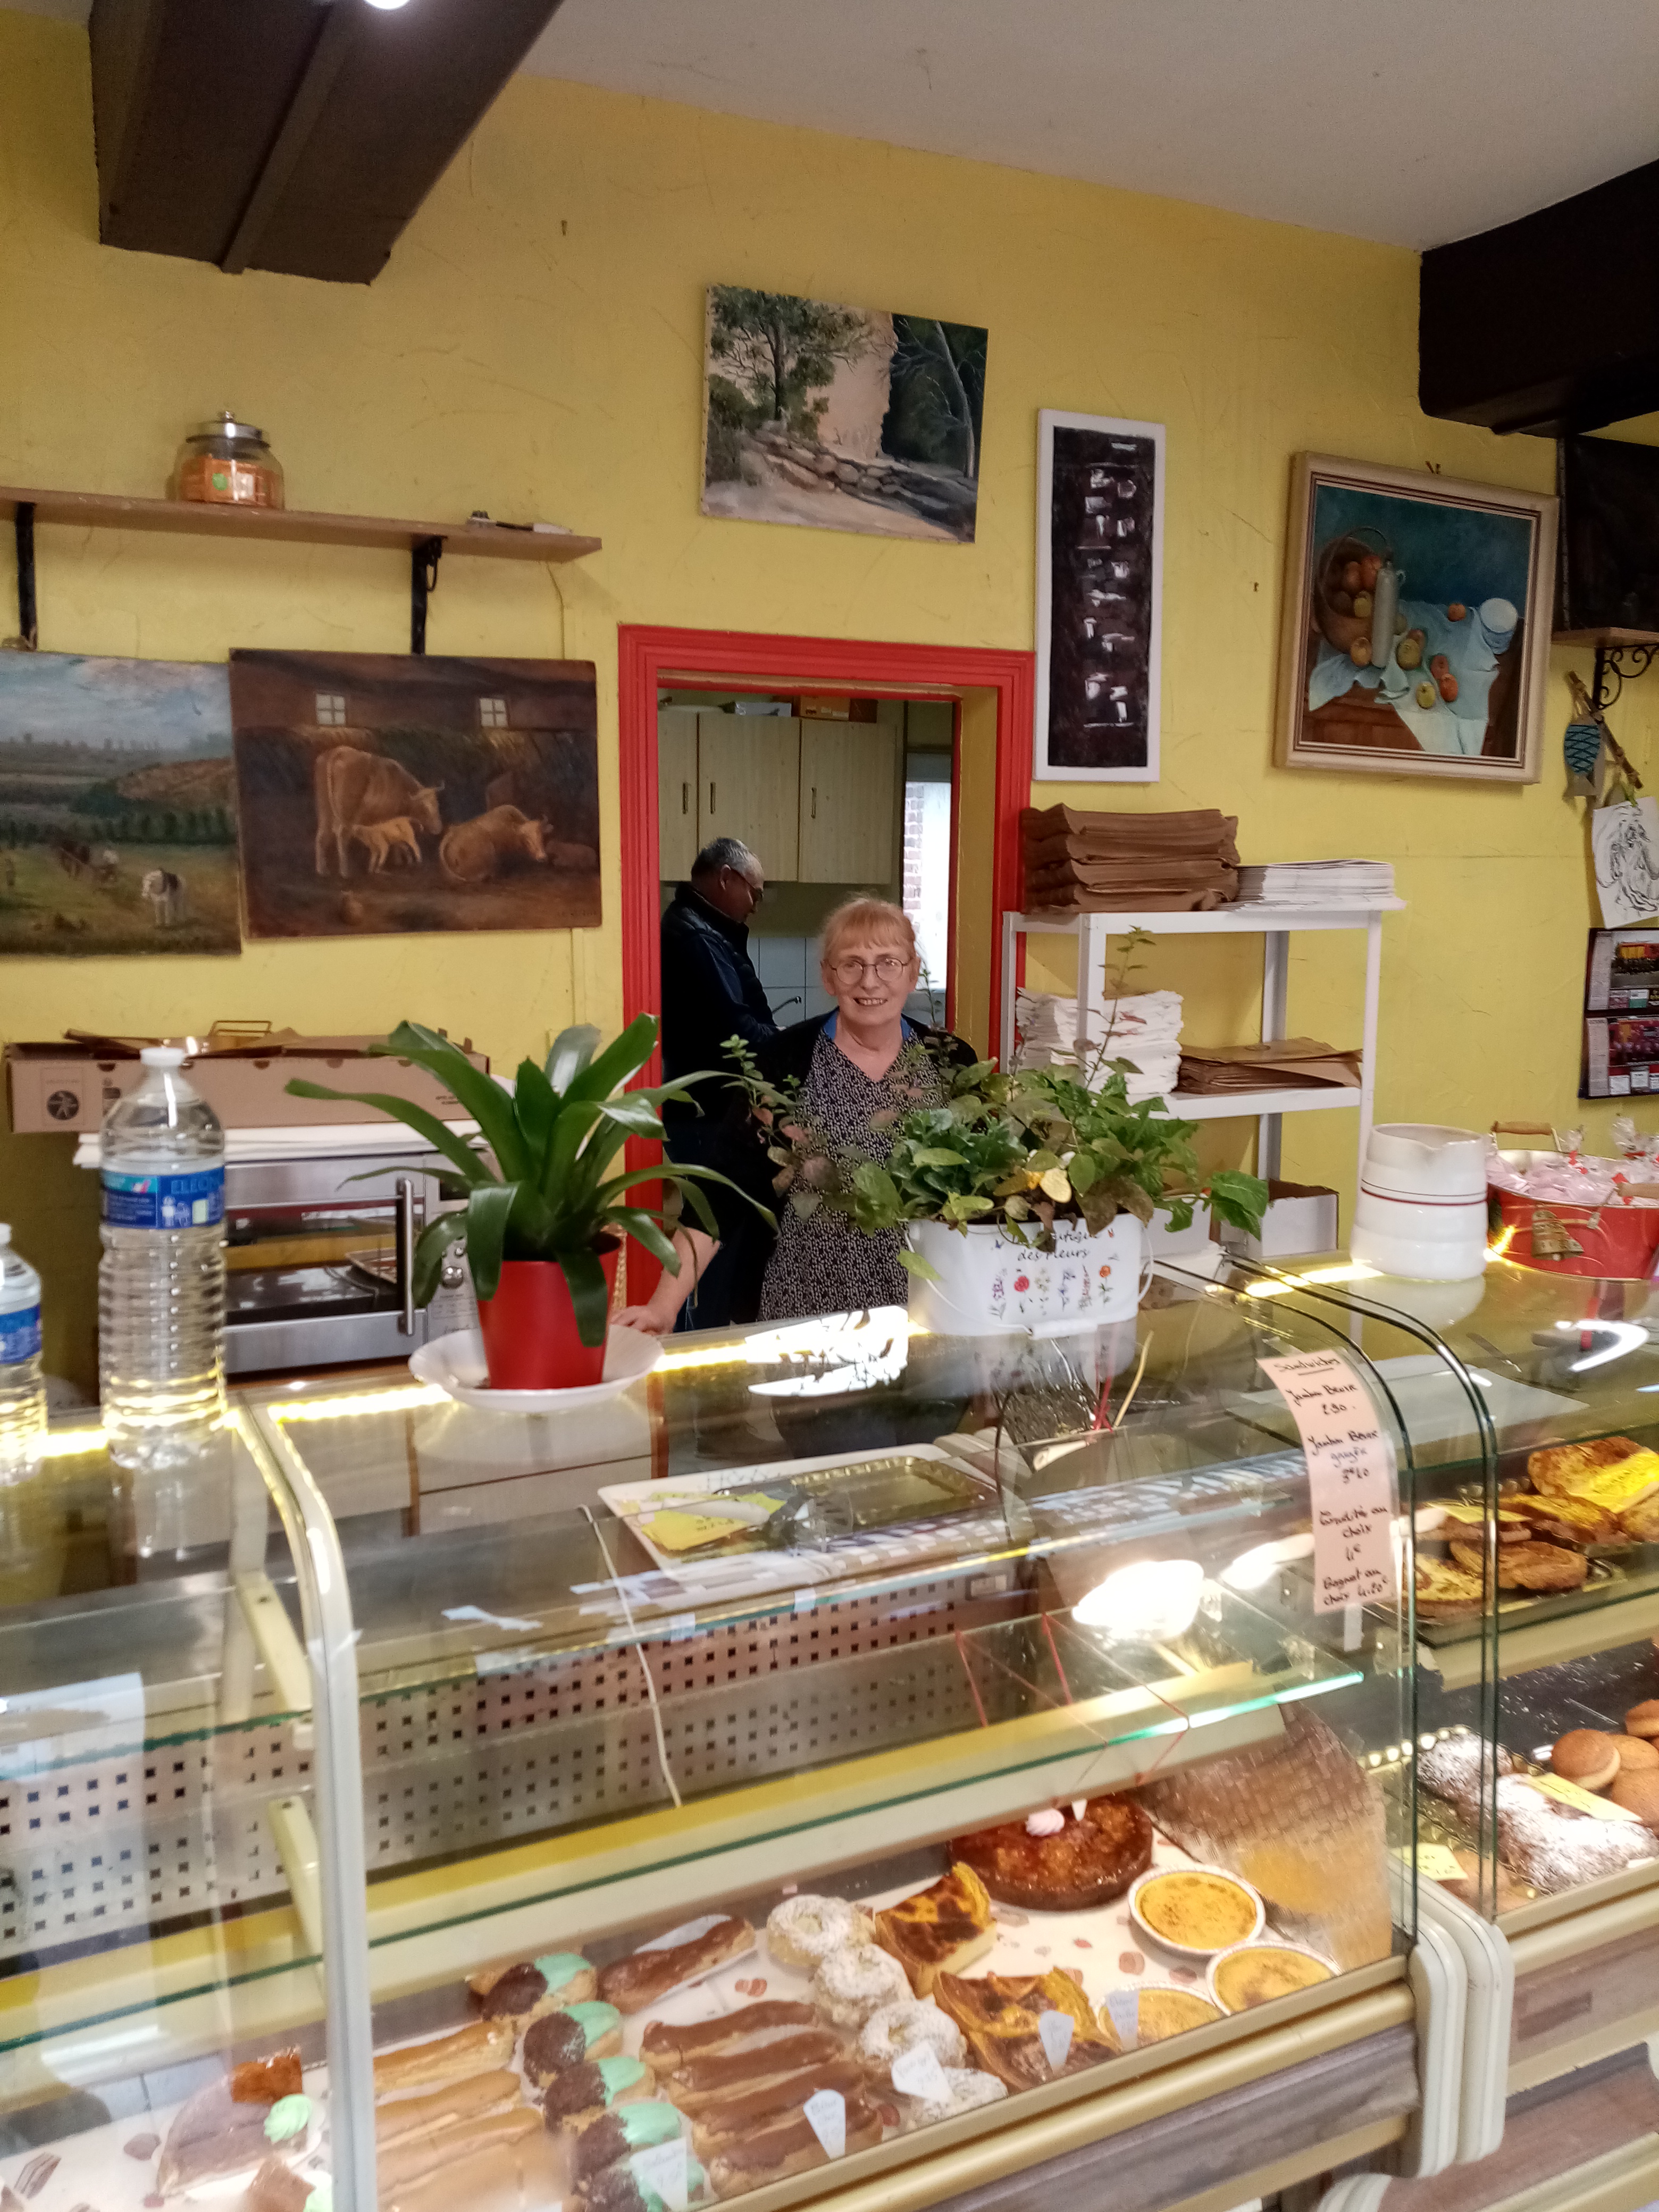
[639,1495,784,1552]
[1524,1773,1642,1822]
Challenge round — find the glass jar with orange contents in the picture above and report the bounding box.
[173,411,285,508]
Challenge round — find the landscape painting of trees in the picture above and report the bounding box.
[702,285,987,542]
[0,652,240,956]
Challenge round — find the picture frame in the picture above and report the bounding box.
[1034,409,1164,783]
[1275,453,1557,783]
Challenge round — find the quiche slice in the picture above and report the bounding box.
[873,1863,995,1995]
[933,1968,1116,2088]
[1528,1436,1659,1513]
[1414,1557,1484,1620]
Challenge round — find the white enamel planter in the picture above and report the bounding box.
[906,1212,1151,1336]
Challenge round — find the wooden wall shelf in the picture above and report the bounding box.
[1554,627,1659,649]
[0,483,601,563]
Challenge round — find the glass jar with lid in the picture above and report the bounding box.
[172,410,285,508]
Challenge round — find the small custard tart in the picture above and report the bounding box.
[1134,1985,1224,2043]
[1207,1942,1336,2015]
[1128,1867,1264,1958]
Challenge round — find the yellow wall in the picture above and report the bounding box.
[1,8,1653,1381]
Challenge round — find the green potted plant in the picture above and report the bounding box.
[287,1017,765,1390]
[734,1040,1267,1334]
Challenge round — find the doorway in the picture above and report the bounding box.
[616,625,1034,1293]
[655,688,957,1029]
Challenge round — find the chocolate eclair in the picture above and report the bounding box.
[541,2055,655,2132]
[521,2002,624,2085]
[584,2150,709,2212]
[571,2099,683,2185]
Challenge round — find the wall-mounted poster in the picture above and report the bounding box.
[1582,921,1659,1097]
[0,651,239,956]
[229,652,600,941]
[701,286,986,543]
[1034,410,1165,783]
[1275,454,1556,782]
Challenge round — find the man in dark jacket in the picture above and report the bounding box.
[658,837,778,1326]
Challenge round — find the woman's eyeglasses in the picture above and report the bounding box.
[829,954,911,983]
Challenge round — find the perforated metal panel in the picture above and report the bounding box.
[2,1569,1018,1964]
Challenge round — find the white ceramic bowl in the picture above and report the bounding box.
[1351,1186,1488,1282]
[1127,1864,1266,1961]
[409,1325,661,1412]
[1204,1938,1339,2015]
[1362,1123,1487,1201]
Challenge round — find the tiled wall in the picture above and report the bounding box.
[750,935,939,1029]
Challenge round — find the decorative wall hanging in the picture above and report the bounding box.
[229,651,600,941]
[701,287,986,543]
[0,652,239,956]
[1275,454,1556,783]
[1034,411,1165,782]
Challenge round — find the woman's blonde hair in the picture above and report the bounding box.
[820,897,917,969]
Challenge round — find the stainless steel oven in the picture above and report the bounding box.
[221,1143,472,1375]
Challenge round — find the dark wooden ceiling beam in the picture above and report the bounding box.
[1420,160,1659,438]
[90,0,567,287]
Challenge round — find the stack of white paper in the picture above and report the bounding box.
[1236,859,1394,904]
[1015,988,1182,1102]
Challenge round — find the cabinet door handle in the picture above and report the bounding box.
[681,781,689,816]
[811,786,818,818]
[709,781,716,813]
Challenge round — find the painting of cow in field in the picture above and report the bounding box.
[229,651,600,940]
[0,652,240,957]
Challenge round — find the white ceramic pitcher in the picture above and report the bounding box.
[1351,1122,1487,1282]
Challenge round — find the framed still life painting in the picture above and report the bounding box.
[1275,454,1557,782]
[1035,410,1165,782]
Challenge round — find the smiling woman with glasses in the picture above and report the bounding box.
[616,896,977,1338]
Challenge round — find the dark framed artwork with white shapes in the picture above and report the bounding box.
[1035,409,1165,783]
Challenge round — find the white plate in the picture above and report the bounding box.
[410,1326,661,1412]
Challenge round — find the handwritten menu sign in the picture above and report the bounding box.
[1258,1350,1398,1613]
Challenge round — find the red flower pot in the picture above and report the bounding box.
[475,1245,619,1390]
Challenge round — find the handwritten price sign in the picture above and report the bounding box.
[1258,1350,1398,1613]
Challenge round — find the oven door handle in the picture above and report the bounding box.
[395,1176,417,1336]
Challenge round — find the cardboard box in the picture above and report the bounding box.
[5,1029,489,1134]
[1224,1178,1340,1262]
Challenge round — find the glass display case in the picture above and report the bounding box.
[0,1406,367,2212]
[220,1277,1435,2212]
[1233,1244,1659,2130]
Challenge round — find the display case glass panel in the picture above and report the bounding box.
[240,1275,1436,2206]
[0,1411,337,2212]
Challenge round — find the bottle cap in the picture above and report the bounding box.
[140,1046,187,1068]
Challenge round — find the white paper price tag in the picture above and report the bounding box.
[802,2088,845,2159]
[1258,1350,1398,1613]
[1104,1990,1140,2050]
[891,2045,951,2102]
[1037,2009,1075,2071]
[631,2138,689,2212]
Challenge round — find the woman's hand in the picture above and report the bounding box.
[613,1300,677,1337]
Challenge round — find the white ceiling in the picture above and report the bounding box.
[12,0,1659,249]
[524,0,1659,250]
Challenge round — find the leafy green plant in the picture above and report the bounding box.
[725,1032,1266,1279]
[286,1018,769,1346]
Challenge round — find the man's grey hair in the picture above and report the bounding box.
[692,836,759,878]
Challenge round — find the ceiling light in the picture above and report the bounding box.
[363,0,412,10]
[1071,1559,1204,1642]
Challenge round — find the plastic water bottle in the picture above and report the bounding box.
[99,1046,227,1472]
[0,1225,46,1480]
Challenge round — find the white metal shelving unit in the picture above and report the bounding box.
[999,899,1405,1184]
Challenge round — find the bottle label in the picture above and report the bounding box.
[0,1302,41,1363]
[102,1166,225,1230]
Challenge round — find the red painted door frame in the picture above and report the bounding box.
[616,623,1034,1294]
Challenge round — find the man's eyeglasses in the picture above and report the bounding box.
[829,954,911,983]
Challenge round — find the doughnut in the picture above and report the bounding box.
[1551,1729,1620,1792]
[857,1999,965,2073]
[765,1895,870,1971]
[810,1943,910,2028]
[894,2066,1008,2130]
[1625,1700,1659,1741]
